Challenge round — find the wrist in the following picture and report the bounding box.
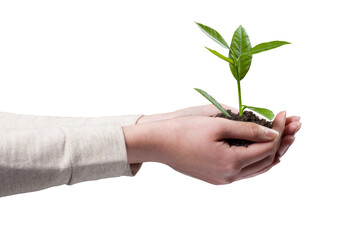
[123,123,158,165]
[123,125,143,165]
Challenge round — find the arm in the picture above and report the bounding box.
[0,111,144,177]
[0,112,143,197]
[137,104,301,166]
[0,124,131,197]
[123,112,287,185]
[0,107,300,196]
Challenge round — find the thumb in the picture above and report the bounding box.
[217,119,279,142]
[272,111,287,135]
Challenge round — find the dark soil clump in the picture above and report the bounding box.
[213,110,273,147]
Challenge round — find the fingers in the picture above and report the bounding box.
[221,112,297,182]
[220,111,286,171]
[272,111,287,136]
[230,141,276,168]
[217,118,279,142]
[242,135,296,179]
[242,158,280,179]
[239,155,275,178]
[286,116,300,125]
[175,104,239,117]
[232,111,286,178]
[284,121,301,135]
[277,135,295,158]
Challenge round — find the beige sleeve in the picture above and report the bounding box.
[0,112,143,197]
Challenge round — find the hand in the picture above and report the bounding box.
[136,104,237,124]
[137,104,302,170]
[123,112,286,184]
[173,105,302,159]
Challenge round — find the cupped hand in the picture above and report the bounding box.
[124,112,287,184]
[137,104,301,171]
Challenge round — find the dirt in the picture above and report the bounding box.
[212,110,273,147]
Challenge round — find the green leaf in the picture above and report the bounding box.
[228,25,252,81]
[195,22,229,49]
[229,60,239,80]
[205,47,234,64]
[240,41,291,57]
[244,105,274,120]
[194,88,231,117]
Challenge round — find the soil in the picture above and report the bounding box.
[212,110,273,147]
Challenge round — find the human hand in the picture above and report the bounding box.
[173,105,302,157]
[241,113,301,179]
[123,112,286,184]
[137,104,301,169]
[136,104,237,124]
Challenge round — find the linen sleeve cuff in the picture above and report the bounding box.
[120,115,143,177]
[65,115,143,184]
[62,125,124,185]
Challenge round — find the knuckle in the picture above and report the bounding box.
[236,161,246,171]
[224,175,237,184]
[214,122,226,135]
[219,154,238,173]
[217,160,238,185]
[249,123,261,138]
[209,119,225,136]
[211,148,242,185]
[227,150,246,170]
[212,180,226,186]
[215,176,235,185]
[234,155,246,170]
[224,162,238,176]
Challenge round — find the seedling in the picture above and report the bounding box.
[194,22,291,120]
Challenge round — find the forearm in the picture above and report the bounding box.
[0,125,129,197]
[0,111,148,197]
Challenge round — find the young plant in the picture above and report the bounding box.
[194,22,291,120]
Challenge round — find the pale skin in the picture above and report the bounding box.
[123,104,301,184]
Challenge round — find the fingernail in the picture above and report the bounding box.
[265,128,279,139]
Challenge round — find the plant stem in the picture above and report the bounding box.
[237,79,243,116]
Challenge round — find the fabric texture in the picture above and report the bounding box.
[0,112,143,197]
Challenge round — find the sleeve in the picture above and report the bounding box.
[0,111,142,129]
[0,112,143,197]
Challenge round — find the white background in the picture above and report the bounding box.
[1,0,359,239]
